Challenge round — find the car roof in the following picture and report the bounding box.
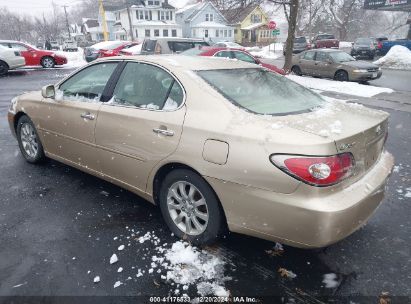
[103,55,258,71]
[307,48,344,53]
[145,37,206,42]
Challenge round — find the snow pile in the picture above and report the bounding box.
[286,75,393,97]
[56,48,87,69]
[373,45,411,70]
[322,273,340,288]
[248,43,283,59]
[155,241,230,296]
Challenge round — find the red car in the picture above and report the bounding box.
[182,47,285,75]
[0,40,67,68]
[84,41,139,62]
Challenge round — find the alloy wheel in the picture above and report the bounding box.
[42,57,54,68]
[167,181,209,236]
[20,122,39,158]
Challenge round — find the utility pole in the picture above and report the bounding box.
[62,5,71,39]
[125,0,134,41]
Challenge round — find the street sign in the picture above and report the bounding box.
[268,21,277,30]
[272,29,280,36]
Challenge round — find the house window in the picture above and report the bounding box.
[205,13,214,22]
[155,1,160,5]
[144,11,152,20]
[139,11,144,20]
[224,30,227,37]
[115,12,120,20]
[220,29,223,36]
[251,14,262,23]
[215,30,219,37]
[172,29,177,37]
[205,29,209,38]
[145,29,150,37]
[163,29,168,37]
[228,30,232,37]
[234,29,238,34]
[154,29,159,37]
[135,29,138,38]
[148,0,153,5]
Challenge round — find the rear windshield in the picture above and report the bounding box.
[317,35,335,40]
[294,37,306,43]
[197,68,325,115]
[329,51,355,63]
[168,41,209,53]
[142,39,157,52]
[355,38,372,44]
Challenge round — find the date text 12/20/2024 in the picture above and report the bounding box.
[149,296,259,303]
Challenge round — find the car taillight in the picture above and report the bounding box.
[270,153,355,186]
[377,42,382,49]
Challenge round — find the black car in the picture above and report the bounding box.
[351,38,376,59]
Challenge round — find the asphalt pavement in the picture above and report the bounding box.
[0,68,410,303]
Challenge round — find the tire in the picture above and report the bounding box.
[41,56,55,68]
[0,60,9,76]
[334,70,349,82]
[291,65,302,76]
[159,169,225,245]
[16,115,46,163]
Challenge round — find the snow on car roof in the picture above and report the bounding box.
[106,55,259,71]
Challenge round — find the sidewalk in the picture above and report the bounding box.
[320,90,411,113]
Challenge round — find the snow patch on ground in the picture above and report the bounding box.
[374,45,411,70]
[247,43,283,59]
[339,41,353,49]
[322,273,340,288]
[56,48,87,69]
[287,75,394,97]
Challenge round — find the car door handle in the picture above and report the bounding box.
[153,128,174,136]
[80,112,95,120]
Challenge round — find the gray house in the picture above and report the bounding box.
[176,1,234,43]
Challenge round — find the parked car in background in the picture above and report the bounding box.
[375,37,388,55]
[379,39,411,55]
[141,38,209,55]
[213,41,244,49]
[119,44,142,56]
[0,45,25,76]
[50,41,60,50]
[8,55,394,248]
[84,41,138,62]
[284,36,311,55]
[63,39,78,52]
[0,40,67,68]
[351,37,376,59]
[312,34,339,49]
[291,49,382,82]
[182,46,285,75]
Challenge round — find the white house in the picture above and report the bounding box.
[81,18,104,42]
[176,1,234,42]
[112,0,182,41]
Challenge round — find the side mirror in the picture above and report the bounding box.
[41,85,55,98]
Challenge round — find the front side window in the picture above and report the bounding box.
[197,68,324,115]
[233,51,256,64]
[58,63,118,102]
[112,62,184,110]
[315,52,329,62]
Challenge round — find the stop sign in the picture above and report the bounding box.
[268,21,276,30]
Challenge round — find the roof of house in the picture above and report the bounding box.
[177,1,228,24]
[221,4,258,25]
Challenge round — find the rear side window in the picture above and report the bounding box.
[197,68,324,115]
[232,51,256,64]
[112,62,184,110]
[215,51,233,58]
[315,52,329,62]
[303,51,315,60]
[58,62,118,102]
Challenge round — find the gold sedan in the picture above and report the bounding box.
[7,56,394,248]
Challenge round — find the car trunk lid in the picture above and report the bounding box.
[285,101,389,183]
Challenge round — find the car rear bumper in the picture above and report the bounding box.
[54,56,67,65]
[7,111,16,138]
[206,150,394,248]
[8,57,26,69]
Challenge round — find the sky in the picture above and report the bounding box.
[0,0,82,16]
